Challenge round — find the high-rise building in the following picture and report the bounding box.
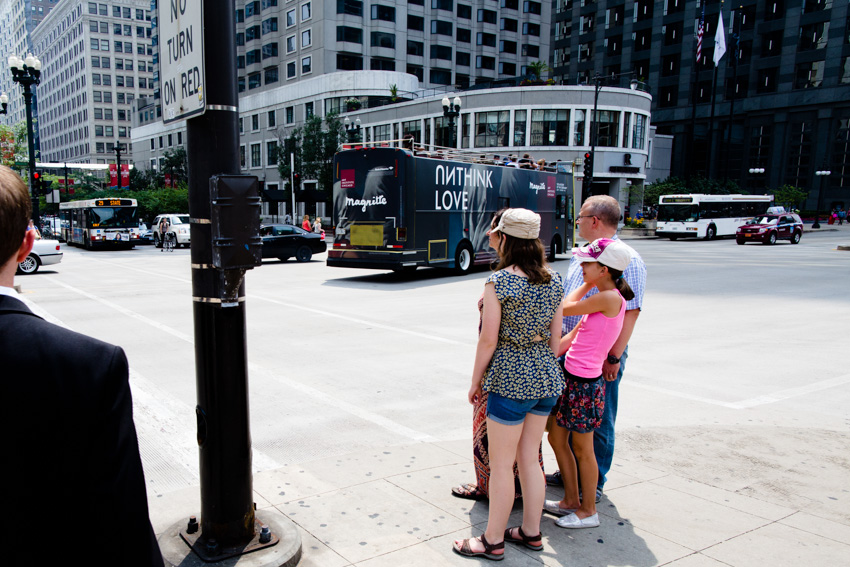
[27,0,154,163]
[0,0,59,147]
[552,0,850,209]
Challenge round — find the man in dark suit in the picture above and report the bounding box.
[0,166,164,566]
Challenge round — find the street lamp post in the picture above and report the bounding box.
[115,140,124,188]
[812,167,831,229]
[8,53,42,227]
[748,167,765,192]
[586,72,638,200]
[343,117,362,143]
[0,92,8,115]
[442,96,462,148]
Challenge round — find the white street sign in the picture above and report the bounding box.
[159,0,205,123]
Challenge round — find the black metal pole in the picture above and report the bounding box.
[723,7,739,181]
[585,75,601,202]
[115,141,122,188]
[186,0,255,549]
[23,88,40,228]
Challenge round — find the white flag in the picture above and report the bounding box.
[713,12,727,66]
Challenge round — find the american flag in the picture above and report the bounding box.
[696,5,705,63]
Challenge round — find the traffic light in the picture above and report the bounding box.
[583,152,593,181]
[32,170,42,192]
[41,176,52,195]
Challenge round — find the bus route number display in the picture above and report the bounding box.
[662,197,694,203]
[95,199,132,207]
[159,0,205,123]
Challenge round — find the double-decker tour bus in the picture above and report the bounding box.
[655,193,773,240]
[329,142,571,273]
[59,198,141,249]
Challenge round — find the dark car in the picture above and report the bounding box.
[260,224,327,262]
[736,213,803,245]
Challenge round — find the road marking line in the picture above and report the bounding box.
[251,293,472,347]
[728,373,850,409]
[66,256,473,347]
[44,279,438,444]
[628,373,850,409]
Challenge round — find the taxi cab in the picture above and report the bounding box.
[736,210,803,245]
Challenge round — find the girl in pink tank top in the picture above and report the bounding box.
[546,238,636,530]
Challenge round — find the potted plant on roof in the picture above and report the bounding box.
[345,97,361,111]
[522,61,552,86]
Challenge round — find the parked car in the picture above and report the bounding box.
[736,213,803,245]
[18,239,63,274]
[152,214,191,248]
[138,223,154,244]
[260,224,327,262]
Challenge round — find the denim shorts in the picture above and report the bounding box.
[487,392,559,426]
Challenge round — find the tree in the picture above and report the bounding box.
[772,185,807,211]
[0,121,32,167]
[643,175,743,206]
[162,147,188,184]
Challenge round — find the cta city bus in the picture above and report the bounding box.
[655,193,773,240]
[329,142,571,273]
[59,198,141,249]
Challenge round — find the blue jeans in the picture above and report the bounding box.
[593,346,627,489]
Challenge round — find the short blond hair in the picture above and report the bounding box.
[0,166,31,264]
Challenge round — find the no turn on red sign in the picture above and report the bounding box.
[159,0,205,123]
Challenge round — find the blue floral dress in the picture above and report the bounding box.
[481,269,565,401]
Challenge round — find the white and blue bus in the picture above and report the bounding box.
[655,194,773,240]
[329,143,572,273]
[59,198,141,249]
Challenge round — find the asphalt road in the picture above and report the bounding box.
[15,230,850,527]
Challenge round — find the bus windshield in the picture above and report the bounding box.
[90,206,138,228]
[658,204,698,222]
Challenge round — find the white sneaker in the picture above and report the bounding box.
[555,512,600,529]
[543,500,576,517]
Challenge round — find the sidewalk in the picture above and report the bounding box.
[149,433,850,567]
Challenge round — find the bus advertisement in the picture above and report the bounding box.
[329,145,571,273]
[59,198,141,249]
[656,193,773,240]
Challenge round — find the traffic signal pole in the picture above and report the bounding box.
[157,0,301,564]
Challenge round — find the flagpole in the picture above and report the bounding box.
[724,6,739,181]
[708,0,727,181]
[691,4,704,179]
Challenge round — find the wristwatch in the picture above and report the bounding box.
[606,354,621,365]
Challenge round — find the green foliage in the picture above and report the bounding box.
[161,147,188,184]
[389,83,398,101]
[772,185,808,210]
[60,187,188,224]
[526,61,551,81]
[0,122,30,167]
[644,176,743,205]
[276,112,343,198]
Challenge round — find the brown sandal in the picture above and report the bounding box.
[451,483,487,501]
[453,534,505,561]
[504,526,543,551]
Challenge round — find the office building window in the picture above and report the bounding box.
[432,20,453,35]
[251,143,262,167]
[431,45,452,60]
[248,73,262,89]
[287,61,297,78]
[457,28,471,42]
[458,4,471,18]
[371,32,395,48]
[408,41,424,56]
[371,4,395,21]
[475,111,509,147]
[337,53,364,69]
[286,106,294,123]
[530,109,569,146]
[302,56,312,74]
[407,65,424,81]
[430,68,452,84]
[337,0,362,16]
[337,26,362,43]
[408,14,424,31]
[265,67,279,83]
[456,51,470,66]
[267,141,279,165]
[513,110,526,146]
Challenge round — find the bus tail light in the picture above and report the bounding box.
[397,227,407,241]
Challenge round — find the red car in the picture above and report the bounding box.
[736,213,803,245]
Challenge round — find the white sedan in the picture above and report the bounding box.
[18,239,63,274]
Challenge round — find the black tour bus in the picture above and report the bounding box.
[328,143,571,273]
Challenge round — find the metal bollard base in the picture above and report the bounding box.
[159,508,302,567]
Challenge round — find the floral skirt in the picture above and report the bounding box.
[554,377,606,433]
[473,390,545,498]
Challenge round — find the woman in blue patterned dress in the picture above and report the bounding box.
[453,208,565,561]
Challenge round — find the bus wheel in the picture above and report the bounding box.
[669,236,678,241]
[547,235,562,262]
[705,225,716,240]
[454,242,474,275]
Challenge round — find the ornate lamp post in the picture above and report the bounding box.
[8,53,42,227]
[812,167,831,229]
[343,117,361,144]
[586,72,638,199]
[442,96,462,148]
[0,92,8,115]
